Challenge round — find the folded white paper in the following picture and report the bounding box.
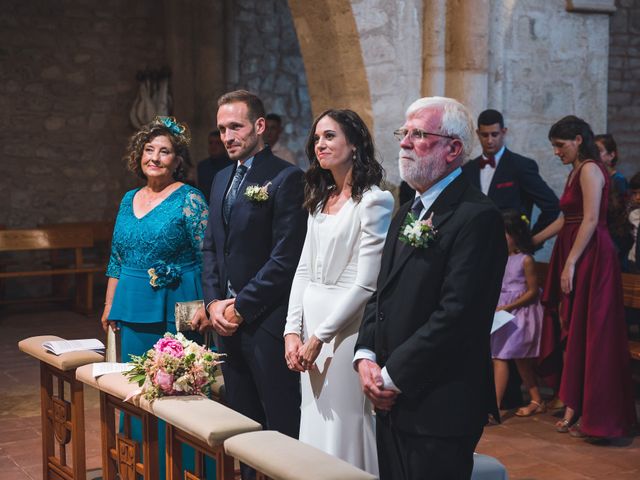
[42,338,105,355]
[491,310,515,334]
[92,362,133,378]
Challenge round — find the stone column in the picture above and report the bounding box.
[444,0,491,118]
[421,0,447,97]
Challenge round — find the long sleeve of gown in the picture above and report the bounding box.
[314,190,393,343]
[284,214,313,337]
[183,189,209,263]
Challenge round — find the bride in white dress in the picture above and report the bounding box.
[284,109,393,475]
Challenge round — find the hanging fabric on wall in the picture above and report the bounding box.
[129,67,173,129]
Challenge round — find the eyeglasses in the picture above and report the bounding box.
[393,128,454,142]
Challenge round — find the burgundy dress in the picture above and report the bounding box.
[542,160,634,437]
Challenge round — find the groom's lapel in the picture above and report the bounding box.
[380,175,468,292]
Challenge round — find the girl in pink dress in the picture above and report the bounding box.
[534,116,634,438]
[492,210,545,417]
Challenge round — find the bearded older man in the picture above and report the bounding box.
[354,97,508,479]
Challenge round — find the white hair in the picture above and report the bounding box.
[406,96,475,162]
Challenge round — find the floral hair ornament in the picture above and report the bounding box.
[157,116,186,136]
[520,214,530,225]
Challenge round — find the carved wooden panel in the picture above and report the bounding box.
[52,397,71,444]
[116,435,138,480]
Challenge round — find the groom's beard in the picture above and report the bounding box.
[398,149,447,192]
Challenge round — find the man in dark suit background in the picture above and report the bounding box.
[355,97,507,479]
[462,109,559,235]
[194,90,307,479]
[463,109,559,410]
[196,129,233,203]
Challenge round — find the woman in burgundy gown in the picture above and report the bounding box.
[533,116,634,438]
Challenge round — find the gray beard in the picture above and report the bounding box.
[398,150,447,191]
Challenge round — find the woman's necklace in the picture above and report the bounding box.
[142,183,174,207]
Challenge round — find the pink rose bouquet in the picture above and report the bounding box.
[126,332,223,401]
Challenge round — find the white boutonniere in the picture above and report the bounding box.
[244,182,271,202]
[399,212,437,248]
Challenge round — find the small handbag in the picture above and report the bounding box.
[174,300,205,333]
[175,300,216,349]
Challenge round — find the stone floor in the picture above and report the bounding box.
[2,303,639,480]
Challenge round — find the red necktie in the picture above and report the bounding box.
[479,155,496,169]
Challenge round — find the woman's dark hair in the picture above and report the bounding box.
[124,117,192,181]
[503,210,534,255]
[548,115,600,163]
[303,109,384,213]
[595,133,619,166]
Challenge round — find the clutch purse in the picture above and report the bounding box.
[175,300,205,332]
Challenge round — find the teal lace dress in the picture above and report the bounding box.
[107,184,208,353]
[106,184,214,479]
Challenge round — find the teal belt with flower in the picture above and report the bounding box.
[120,262,198,289]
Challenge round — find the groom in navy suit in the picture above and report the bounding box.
[196,91,306,476]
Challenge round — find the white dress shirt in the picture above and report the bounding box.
[479,145,505,195]
[353,167,462,392]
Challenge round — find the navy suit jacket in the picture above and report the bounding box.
[462,149,559,234]
[202,147,307,339]
[356,175,507,436]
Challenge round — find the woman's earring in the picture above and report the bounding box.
[352,151,356,161]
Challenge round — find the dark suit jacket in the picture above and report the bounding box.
[197,155,234,203]
[356,174,507,437]
[202,147,307,339]
[462,149,559,234]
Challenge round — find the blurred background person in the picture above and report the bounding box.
[534,116,634,439]
[595,133,628,200]
[197,129,233,203]
[265,112,305,168]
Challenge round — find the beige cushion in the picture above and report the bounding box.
[18,335,104,371]
[224,431,377,480]
[76,367,154,412]
[153,396,261,447]
[75,364,99,389]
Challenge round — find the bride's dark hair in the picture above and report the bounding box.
[303,109,384,213]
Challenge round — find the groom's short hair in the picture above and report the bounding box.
[217,89,266,123]
[405,96,475,161]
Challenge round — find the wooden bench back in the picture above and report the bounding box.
[38,221,114,244]
[0,227,95,252]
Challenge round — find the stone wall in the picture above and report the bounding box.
[0,0,166,228]
[608,0,640,178]
[225,0,312,168]
[486,1,611,197]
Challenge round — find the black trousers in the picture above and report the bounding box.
[218,324,301,479]
[377,415,483,480]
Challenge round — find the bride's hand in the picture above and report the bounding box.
[298,335,323,371]
[284,334,305,372]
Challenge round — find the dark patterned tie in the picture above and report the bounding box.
[394,197,425,263]
[223,164,248,223]
[411,196,424,219]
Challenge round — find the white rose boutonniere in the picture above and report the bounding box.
[399,212,437,248]
[244,182,272,202]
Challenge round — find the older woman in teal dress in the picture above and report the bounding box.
[101,116,212,478]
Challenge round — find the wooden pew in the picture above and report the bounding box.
[18,335,104,480]
[0,227,105,313]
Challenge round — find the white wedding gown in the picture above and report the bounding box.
[285,187,393,475]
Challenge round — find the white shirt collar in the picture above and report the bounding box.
[413,167,462,217]
[482,145,506,166]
